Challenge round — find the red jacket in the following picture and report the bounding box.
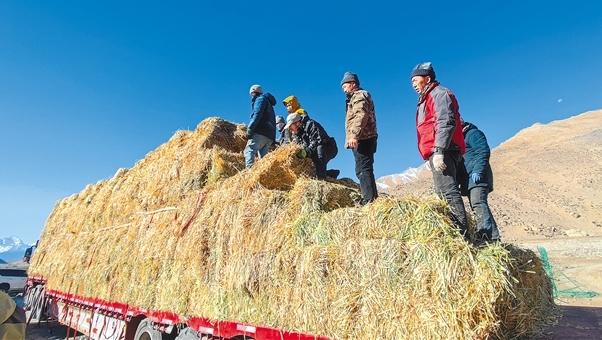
[415,82,466,160]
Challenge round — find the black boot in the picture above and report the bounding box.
[326,169,340,179]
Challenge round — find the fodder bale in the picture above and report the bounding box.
[28,117,558,339]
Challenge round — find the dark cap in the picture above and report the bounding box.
[340,72,360,86]
[410,62,436,80]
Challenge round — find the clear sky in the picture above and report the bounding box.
[1,1,601,244]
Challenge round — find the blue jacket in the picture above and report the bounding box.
[460,122,494,193]
[249,93,277,140]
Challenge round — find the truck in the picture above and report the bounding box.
[24,118,556,340]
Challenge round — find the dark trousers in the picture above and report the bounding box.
[469,186,500,241]
[312,140,338,179]
[430,151,469,237]
[352,137,378,205]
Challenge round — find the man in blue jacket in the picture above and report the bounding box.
[245,85,277,168]
[459,120,501,244]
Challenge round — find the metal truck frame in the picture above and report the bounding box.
[24,277,329,340]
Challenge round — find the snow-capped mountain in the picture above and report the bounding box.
[376,163,430,192]
[0,236,32,262]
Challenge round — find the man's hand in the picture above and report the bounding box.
[432,154,447,172]
[246,128,253,140]
[471,173,483,184]
[345,138,358,149]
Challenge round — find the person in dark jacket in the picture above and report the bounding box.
[284,113,338,179]
[458,120,501,243]
[245,85,277,168]
[274,115,290,147]
[410,62,469,239]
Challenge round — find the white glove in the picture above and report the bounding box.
[424,160,431,171]
[432,154,447,172]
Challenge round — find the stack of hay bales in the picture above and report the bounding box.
[29,117,558,339]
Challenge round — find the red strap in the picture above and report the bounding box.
[178,191,206,237]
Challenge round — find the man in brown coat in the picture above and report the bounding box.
[341,72,378,205]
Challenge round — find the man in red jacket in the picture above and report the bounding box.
[411,62,469,240]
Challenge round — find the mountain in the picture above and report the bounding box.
[0,236,31,262]
[376,164,429,191]
[379,109,602,242]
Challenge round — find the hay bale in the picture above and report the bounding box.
[29,117,558,339]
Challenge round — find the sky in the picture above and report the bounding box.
[1,1,601,244]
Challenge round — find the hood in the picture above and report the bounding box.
[265,92,277,106]
[283,95,300,111]
[462,121,477,135]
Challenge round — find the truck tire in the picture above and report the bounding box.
[134,318,163,340]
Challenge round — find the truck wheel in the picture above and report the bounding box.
[134,318,163,340]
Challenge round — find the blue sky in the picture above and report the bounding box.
[1,1,601,244]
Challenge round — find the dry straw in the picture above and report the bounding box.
[29,117,558,339]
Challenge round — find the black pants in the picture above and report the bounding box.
[469,186,500,241]
[312,140,338,179]
[352,137,378,205]
[430,151,469,237]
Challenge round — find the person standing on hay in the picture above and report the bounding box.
[458,119,501,244]
[410,62,469,239]
[245,84,277,168]
[284,113,339,180]
[283,95,308,116]
[341,71,378,205]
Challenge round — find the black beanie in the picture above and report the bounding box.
[410,62,436,80]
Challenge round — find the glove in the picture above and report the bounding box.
[424,160,431,171]
[471,172,483,184]
[296,149,308,159]
[432,154,447,172]
[246,128,253,140]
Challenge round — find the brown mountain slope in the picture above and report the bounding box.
[489,109,602,241]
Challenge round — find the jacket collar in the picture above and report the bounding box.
[417,81,439,105]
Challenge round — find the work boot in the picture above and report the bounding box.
[326,169,340,179]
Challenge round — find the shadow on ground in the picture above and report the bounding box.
[539,305,602,339]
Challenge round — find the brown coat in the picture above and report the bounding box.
[345,88,377,143]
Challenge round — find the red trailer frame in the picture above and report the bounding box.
[25,277,331,340]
